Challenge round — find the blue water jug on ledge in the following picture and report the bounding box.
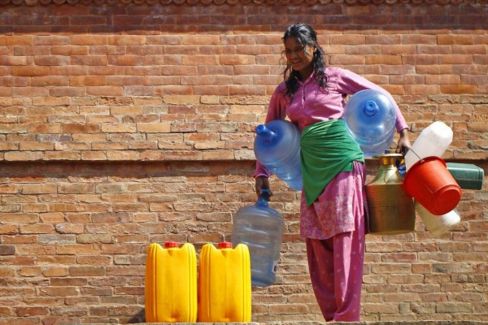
[231,189,283,287]
[254,120,302,191]
[343,89,397,158]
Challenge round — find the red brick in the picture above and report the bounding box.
[438,34,474,45]
[11,66,51,76]
[42,267,69,277]
[68,266,105,276]
[3,36,33,46]
[19,224,54,234]
[54,223,84,234]
[15,307,49,317]
[441,84,477,94]
[0,307,13,317]
[38,287,79,297]
[0,245,15,255]
[0,225,18,234]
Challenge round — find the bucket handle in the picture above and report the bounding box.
[407,147,423,161]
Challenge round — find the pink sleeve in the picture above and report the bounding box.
[254,84,288,178]
[335,68,409,133]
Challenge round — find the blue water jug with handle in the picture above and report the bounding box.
[254,119,302,191]
[343,89,397,158]
[231,189,283,287]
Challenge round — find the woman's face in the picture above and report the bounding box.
[284,37,314,77]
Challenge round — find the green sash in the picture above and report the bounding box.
[301,119,364,206]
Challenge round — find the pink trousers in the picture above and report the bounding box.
[306,225,365,322]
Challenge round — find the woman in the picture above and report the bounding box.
[254,23,411,322]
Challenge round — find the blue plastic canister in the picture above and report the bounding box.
[254,119,302,191]
[343,89,397,157]
[231,190,283,287]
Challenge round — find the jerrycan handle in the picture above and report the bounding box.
[256,189,271,207]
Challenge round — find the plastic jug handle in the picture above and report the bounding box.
[259,188,271,200]
[257,189,271,206]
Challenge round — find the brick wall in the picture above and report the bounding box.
[0,0,487,323]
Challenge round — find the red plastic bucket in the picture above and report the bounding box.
[403,156,462,215]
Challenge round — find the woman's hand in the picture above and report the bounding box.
[255,176,272,198]
[396,128,412,155]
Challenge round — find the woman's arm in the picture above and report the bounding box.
[397,127,412,155]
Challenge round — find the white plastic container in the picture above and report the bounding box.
[405,121,453,171]
[415,201,460,236]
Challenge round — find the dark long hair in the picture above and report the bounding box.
[282,23,328,97]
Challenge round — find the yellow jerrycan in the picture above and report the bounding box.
[198,242,251,322]
[144,241,197,323]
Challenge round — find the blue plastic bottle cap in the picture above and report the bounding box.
[364,100,379,117]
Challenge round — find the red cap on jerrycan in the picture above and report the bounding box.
[218,242,232,249]
[164,241,179,248]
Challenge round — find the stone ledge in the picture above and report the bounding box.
[0,0,481,6]
[129,321,488,325]
[1,152,488,163]
[0,149,256,162]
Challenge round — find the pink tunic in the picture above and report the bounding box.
[255,67,408,239]
[301,161,366,239]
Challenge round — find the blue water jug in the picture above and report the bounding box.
[231,189,283,287]
[254,120,302,191]
[343,89,397,157]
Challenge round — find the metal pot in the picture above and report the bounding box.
[366,153,416,235]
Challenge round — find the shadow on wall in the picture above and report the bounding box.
[0,160,257,178]
[0,159,486,179]
[128,309,145,323]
